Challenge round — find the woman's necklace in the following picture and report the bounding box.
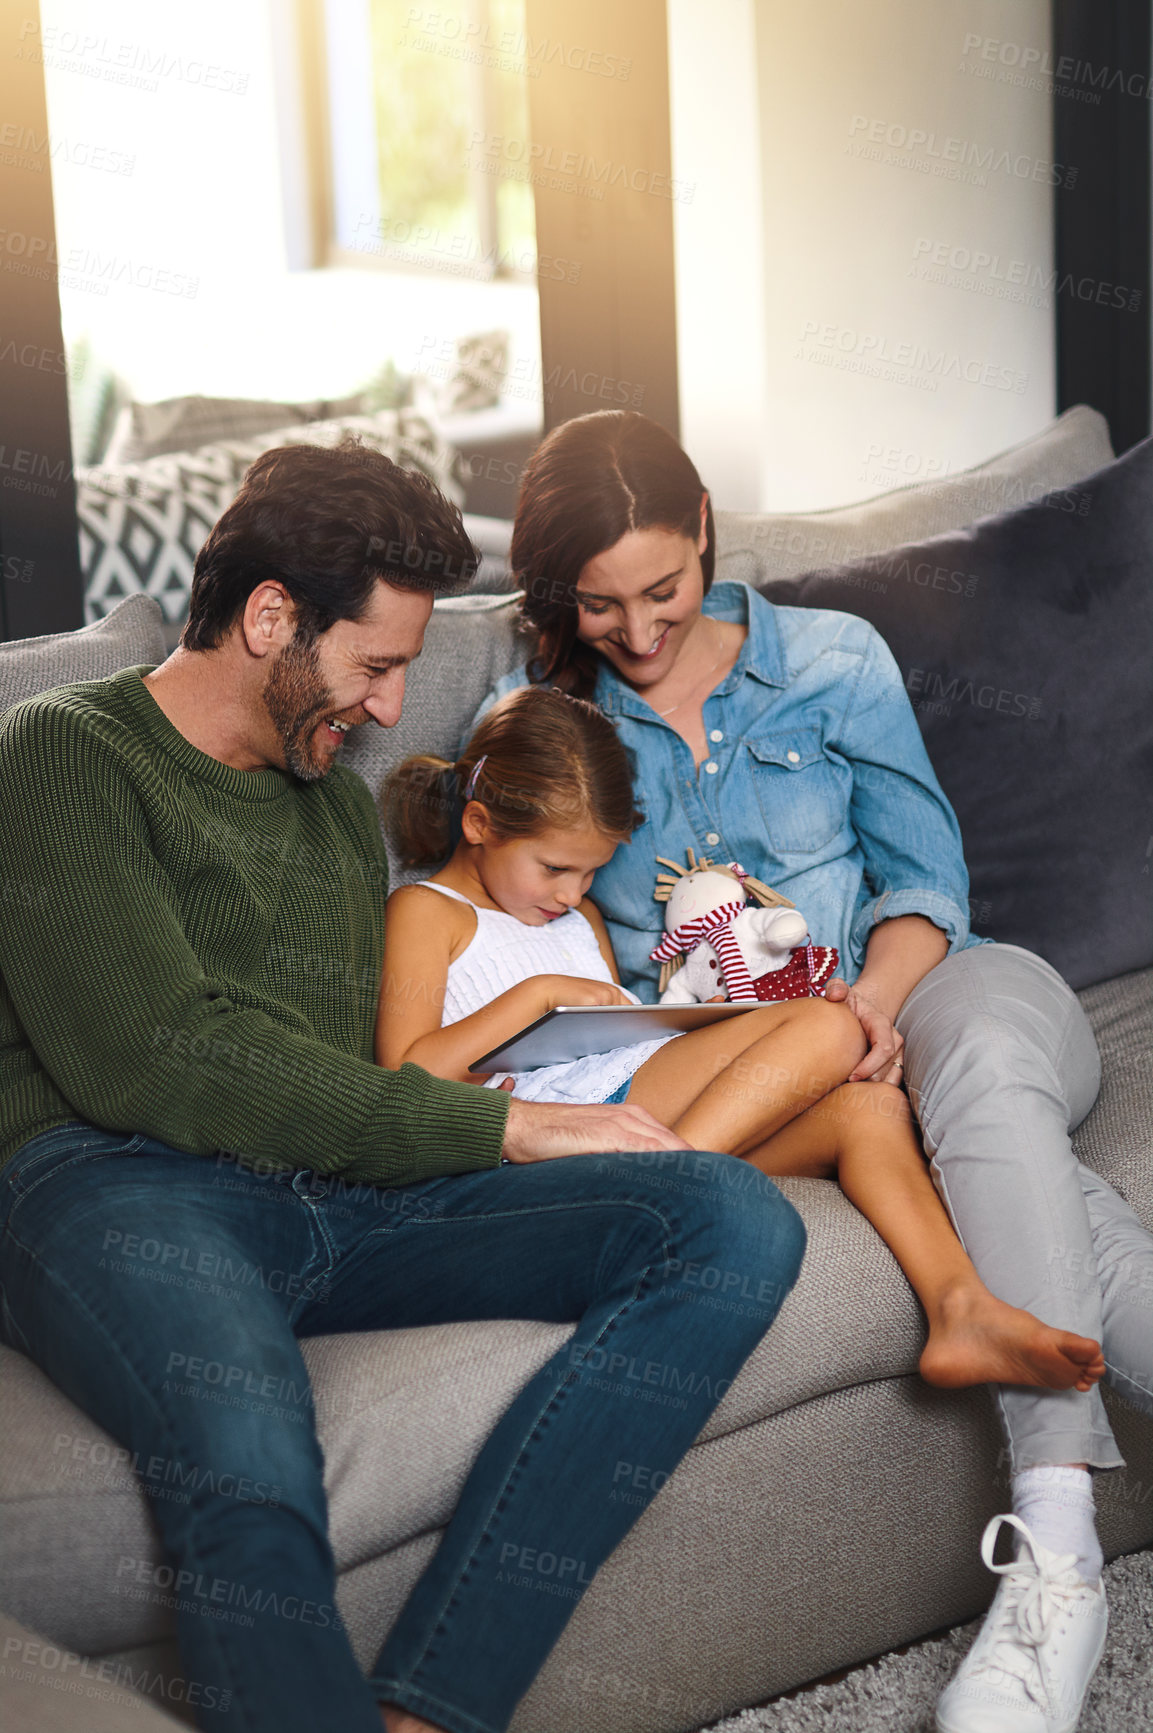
[655,623,727,717]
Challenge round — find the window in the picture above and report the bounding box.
[323,0,537,281]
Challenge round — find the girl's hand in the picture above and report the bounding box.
[536,975,636,1012]
[823,978,905,1084]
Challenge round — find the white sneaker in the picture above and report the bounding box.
[936,1513,1108,1733]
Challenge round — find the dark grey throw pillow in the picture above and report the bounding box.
[760,436,1153,991]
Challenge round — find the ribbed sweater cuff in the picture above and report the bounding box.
[351,1064,510,1186]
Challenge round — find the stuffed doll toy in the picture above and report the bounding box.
[651,852,839,1005]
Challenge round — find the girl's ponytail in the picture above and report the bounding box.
[382,754,461,866]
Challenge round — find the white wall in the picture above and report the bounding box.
[38,0,540,406]
[669,0,1057,511]
[667,0,767,512]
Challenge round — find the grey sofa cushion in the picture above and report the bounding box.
[713,403,1114,586]
[0,595,164,712]
[759,435,1153,991]
[1073,967,1153,1228]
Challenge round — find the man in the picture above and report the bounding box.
[0,441,806,1733]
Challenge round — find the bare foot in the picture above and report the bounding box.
[380,1706,445,1733]
[918,1283,1106,1391]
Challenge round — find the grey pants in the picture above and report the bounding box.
[897,942,1153,1473]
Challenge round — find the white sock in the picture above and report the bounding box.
[1011,1465,1103,1584]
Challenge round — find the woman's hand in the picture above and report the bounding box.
[823,977,905,1084]
[823,917,947,1086]
[535,975,636,1012]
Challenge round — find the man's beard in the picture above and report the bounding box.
[262,629,338,783]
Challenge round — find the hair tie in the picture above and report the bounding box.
[464,754,488,801]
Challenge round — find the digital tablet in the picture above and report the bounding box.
[468,1002,758,1074]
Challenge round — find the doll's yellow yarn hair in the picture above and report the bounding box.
[652,852,794,994]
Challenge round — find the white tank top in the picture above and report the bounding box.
[415,880,678,1104]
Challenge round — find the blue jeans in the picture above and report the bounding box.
[0,1123,805,1733]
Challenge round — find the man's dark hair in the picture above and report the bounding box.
[182,439,478,651]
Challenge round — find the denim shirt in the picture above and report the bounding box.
[474,581,984,999]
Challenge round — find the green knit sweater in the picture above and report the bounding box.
[0,666,509,1182]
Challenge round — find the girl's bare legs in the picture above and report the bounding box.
[628,996,868,1148]
[744,1081,1106,1392]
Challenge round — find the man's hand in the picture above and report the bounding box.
[501,1097,692,1163]
[823,977,905,1084]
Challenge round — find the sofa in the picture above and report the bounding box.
[1,404,1150,1733]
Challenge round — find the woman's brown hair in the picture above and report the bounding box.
[511,410,715,699]
[384,684,644,867]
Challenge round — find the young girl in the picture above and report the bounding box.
[378,687,1104,1396]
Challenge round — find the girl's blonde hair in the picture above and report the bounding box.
[383,684,644,867]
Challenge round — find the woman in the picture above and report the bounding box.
[476,410,1153,1733]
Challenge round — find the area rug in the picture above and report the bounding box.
[705,1547,1153,1732]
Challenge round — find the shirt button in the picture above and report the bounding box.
[706,831,720,846]
[704,761,719,775]
[709,729,724,743]
[787,750,800,763]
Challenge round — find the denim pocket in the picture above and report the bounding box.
[1,1126,149,1209]
[746,730,849,853]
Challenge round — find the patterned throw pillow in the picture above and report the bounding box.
[438,329,509,414]
[77,410,462,625]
